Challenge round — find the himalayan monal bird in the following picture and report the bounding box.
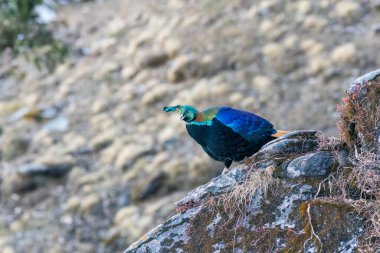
[163,105,289,172]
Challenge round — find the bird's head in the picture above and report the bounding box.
[163,105,198,123]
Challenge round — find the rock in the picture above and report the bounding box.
[303,15,328,32]
[90,37,117,55]
[0,101,21,117]
[251,75,273,92]
[296,0,311,15]
[43,117,70,132]
[78,169,108,186]
[114,144,155,170]
[163,38,181,57]
[125,170,363,253]
[131,171,167,201]
[1,131,30,160]
[2,246,15,253]
[4,174,38,194]
[166,54,199,82]
[331,43,356,64]
[308,57,328,75]
[250,130,320,168]
[137,52,169,68]
[335,1,361,22]
[167,54,228,82]
[286,151,335,178]
[65,196,81,211]
[339,69,380,151]
[107,18,127,36]
[79,194,101,214]
[102,227,121,246]
[116,193,181,246]
[175,166,248,207]
[300,39,324,56]
[121,66,138,80]
[9,220,24,232]
[89,131,114,152]
[17,162,74,178]
[262,43,285,60]
[93,62,120,80]
[141,84,169,105]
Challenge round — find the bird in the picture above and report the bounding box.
[163,105,289,173]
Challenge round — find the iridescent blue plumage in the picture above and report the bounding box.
[163,105,288,169]
[215,107,276,143]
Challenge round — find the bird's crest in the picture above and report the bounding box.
[163,105,182,112]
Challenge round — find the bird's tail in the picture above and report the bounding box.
[271,130,290,138]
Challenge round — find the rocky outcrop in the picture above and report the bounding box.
[125,70,380,252]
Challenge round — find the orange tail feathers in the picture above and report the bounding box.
[271,130,290,138]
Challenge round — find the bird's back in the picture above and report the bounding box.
[185,106,276,163]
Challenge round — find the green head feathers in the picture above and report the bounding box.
[163,105,198,123]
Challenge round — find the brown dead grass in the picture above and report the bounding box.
[337,77,380,151]
[216,165,280,219]
[318,148,380,250]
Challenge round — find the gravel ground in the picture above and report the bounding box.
[0,0,379,252]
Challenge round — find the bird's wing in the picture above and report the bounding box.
[215,107,275,143]
[200,107,222,121]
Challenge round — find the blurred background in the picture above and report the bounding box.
[0,0,379,252]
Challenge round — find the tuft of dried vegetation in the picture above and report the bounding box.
[317,134,344,151]
[217,165,280,218]
[330,74,380,250]
[337,76,380,151]
[318,148,380,250]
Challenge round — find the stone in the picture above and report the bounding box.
[43,117,69,132]
[107,18,127,36]
[286,151,335,178]
[340,69,380,151]
[296,0,311,15]
[90,37,117,55]
[251,130,320,168]
[125,174,364,253]
[331,43,356,64]
[89,131,114,152]
[2,246,15,253]
[252,75,273,92]
[303,15,328,32]
[102,227,121,246]
[65,196,81,211]
[114,144,155,170]
[308,57,328,75]
[17,162,74,178]
[300,39,324,56]
[121,66,138,80]
[163,38,181,57]
[137,52,169,68]
[335,1,361,22]
[262,43,285,60]
[175,166,248,207]
[131,171,167,201]
[1,131,30,160]
[0,101,21,116]
[166,54,199,82]
[79,194,101,214]
[141,84,169,105]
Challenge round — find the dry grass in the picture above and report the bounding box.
[317,148,380,250]
[337,77,380,151]
[317,134,343,151]
[216,165,280,218]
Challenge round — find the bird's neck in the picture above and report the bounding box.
[194,112,203,122]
